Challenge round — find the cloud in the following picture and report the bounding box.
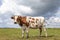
[0,0,33,15]
[46,16,60,28]
[14,0,60,17]
[0,0,60,28]
[54,8,60,17]
[14,5,33,15]
[0,0,16,13]
[0,0,60,17]
[54,17,60,22]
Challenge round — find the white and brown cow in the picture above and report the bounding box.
[11,15,47,38]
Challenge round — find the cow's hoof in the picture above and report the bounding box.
[45,36,47,38]
[45,34,47,37]
[22,36,24,38]
[26,36,29,39]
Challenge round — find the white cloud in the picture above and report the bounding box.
[54,17,60,22]
[48,16,60,22]
[19,5,32,13]
[0,0,33,15]
[0,0,16,13]
[14,5,33,15]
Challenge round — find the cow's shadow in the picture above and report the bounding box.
[20,35,54,39]
[29,35,54,38]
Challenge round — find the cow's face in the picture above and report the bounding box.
[11,15,18,24]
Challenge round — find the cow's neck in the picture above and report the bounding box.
[18,16,29,27]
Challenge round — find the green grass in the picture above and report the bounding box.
[0,28,60,40]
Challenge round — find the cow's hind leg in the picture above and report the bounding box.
[42,24,47,37]
[39,27,42,37]
[43,26,47,37]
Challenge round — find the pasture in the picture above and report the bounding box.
[0,28,60,40]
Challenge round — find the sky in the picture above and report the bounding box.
[0,0,60,28]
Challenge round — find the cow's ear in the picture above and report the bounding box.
[11,17,14,19]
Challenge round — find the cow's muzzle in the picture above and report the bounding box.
[14,22,17,24]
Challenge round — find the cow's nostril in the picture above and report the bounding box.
[14,22,17,24]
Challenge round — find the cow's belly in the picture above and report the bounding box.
[30,26,38,29]
[29,23,39,29]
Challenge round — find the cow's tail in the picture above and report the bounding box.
[44,19,48,27]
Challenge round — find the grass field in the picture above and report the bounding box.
[0,28,60,40]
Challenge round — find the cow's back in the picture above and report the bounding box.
[26,16,45,28]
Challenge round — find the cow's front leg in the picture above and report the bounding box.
[39,27,42,37]
[22,29,25,38]
[22,26,26,38]
[26,27,29,38]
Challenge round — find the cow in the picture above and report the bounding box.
[11,15,47,38]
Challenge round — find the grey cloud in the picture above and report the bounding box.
[16,0,60,18]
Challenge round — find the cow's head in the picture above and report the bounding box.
[11,15,21,24]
